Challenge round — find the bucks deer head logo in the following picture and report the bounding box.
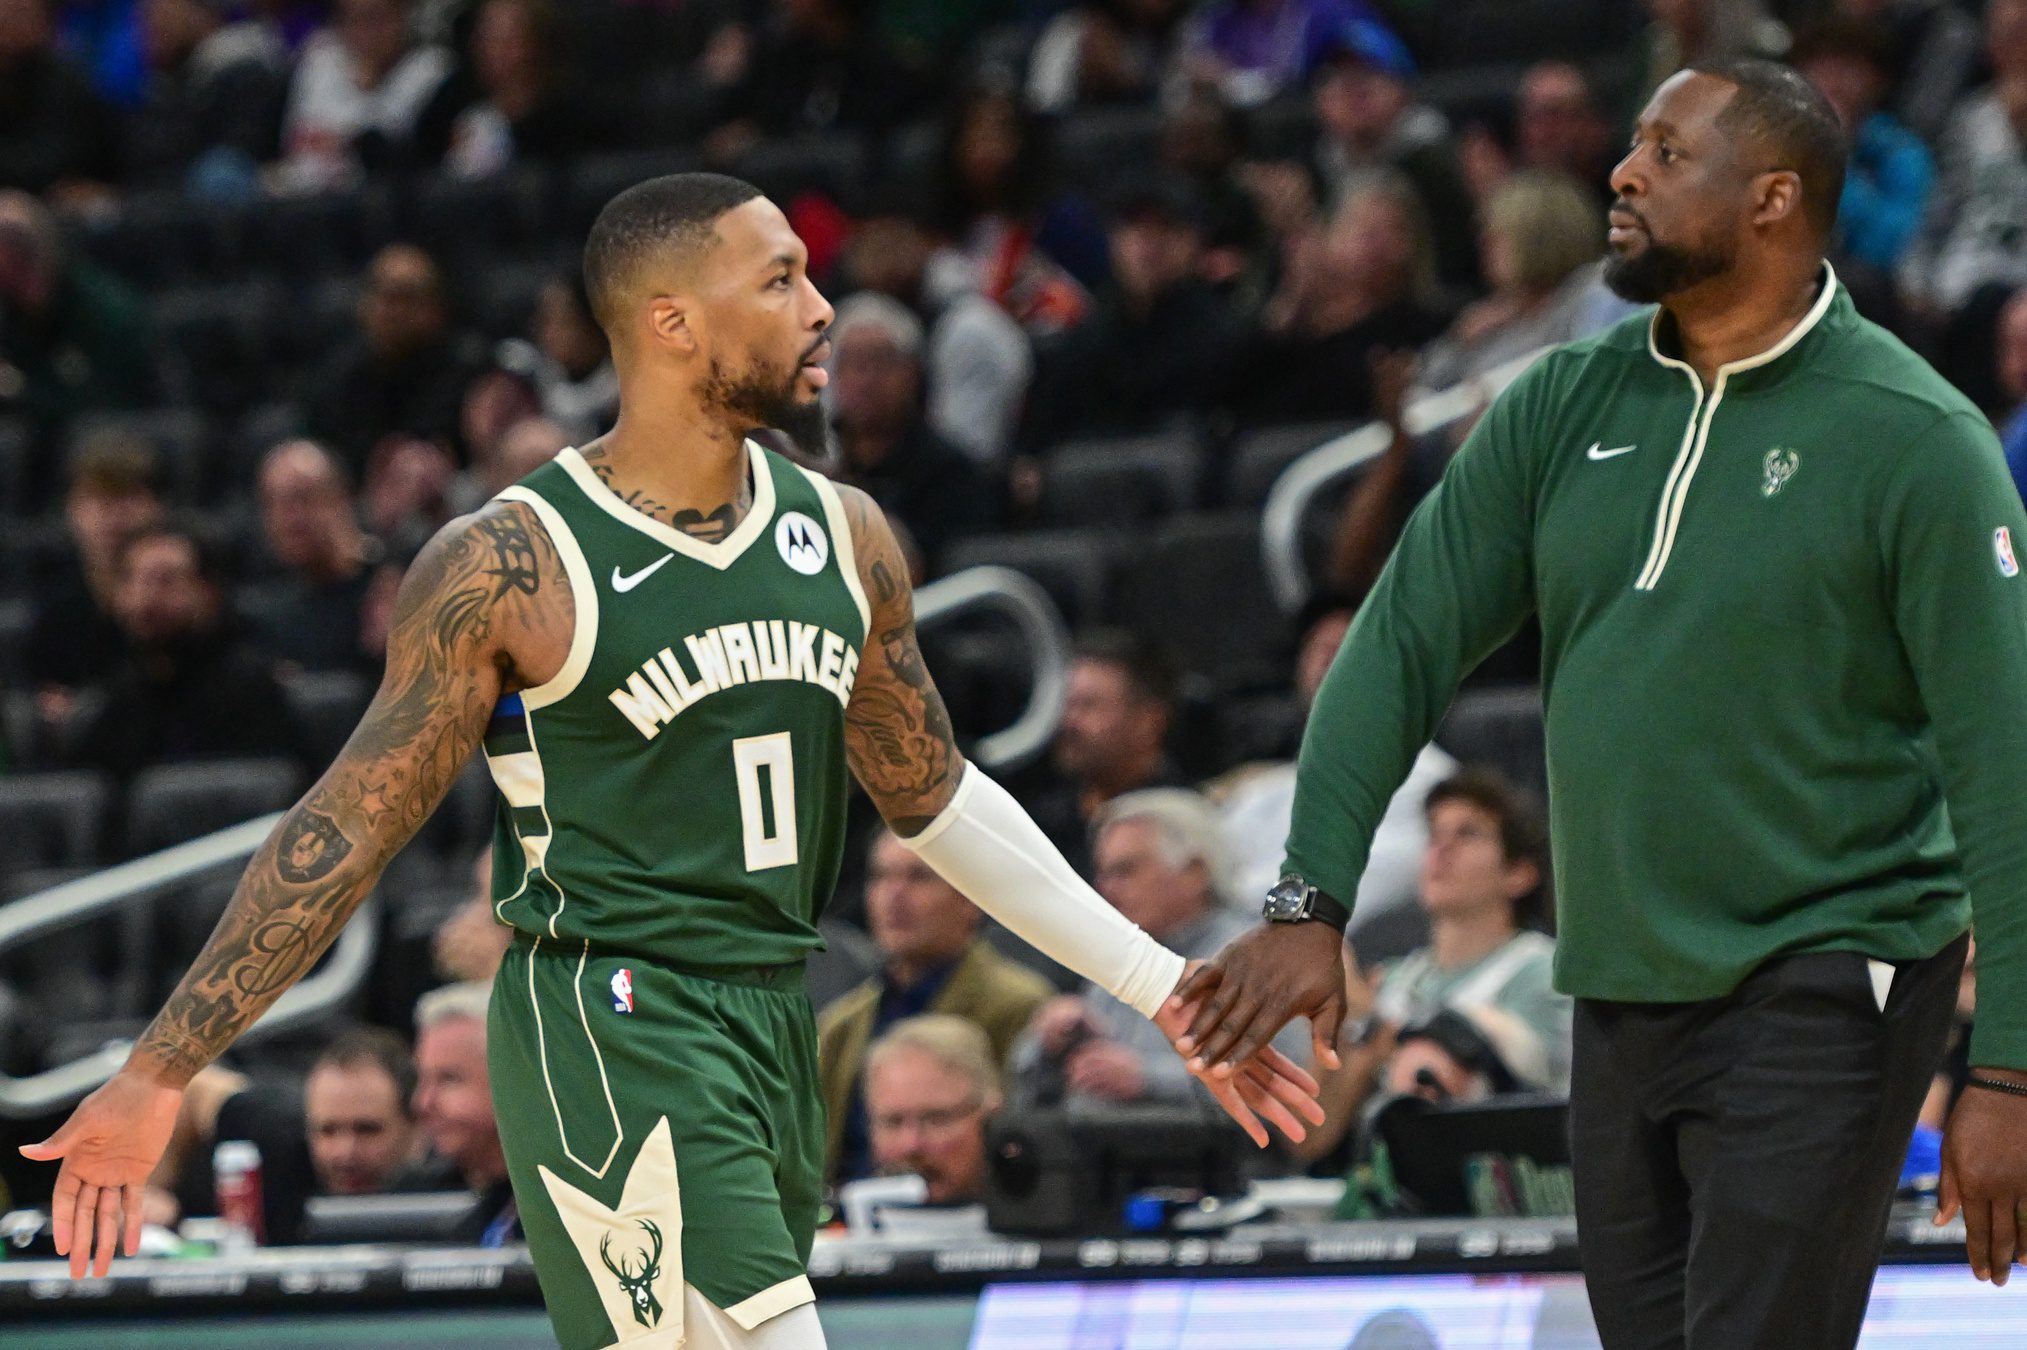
[1762,447,1800,497]
[599,1219,664,1327]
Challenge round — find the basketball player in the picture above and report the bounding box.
[21,175,1321,1350]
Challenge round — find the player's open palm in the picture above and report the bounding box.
[18,1070,184,1277]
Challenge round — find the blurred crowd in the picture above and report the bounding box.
[0,0,2000,1232]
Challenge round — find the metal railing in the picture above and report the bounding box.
[1261,346,1552,613]
[0,565,1068,1117]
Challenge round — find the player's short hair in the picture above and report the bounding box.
[867,1014,1001,1100]
[1689,56,1848,240]
[581,172,765,333]
[1092,788,1226,893]
[1073,629,1178,711]
[311,1026,419,1115]
[415,980,493,1033]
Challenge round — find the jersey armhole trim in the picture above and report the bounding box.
[799,465,873,639]
[498,486,597,709]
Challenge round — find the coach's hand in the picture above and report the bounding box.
[1156,961,1325,1149]
[1938,1068,2027,1286]
[1170,921,1348,1079]
[18,1068,183,1278]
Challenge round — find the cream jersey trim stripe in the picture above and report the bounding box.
[496,485,598,708]
[797,464,872,638]
[554,441,777,570]
[1633,263,1840,591]
[722,1274,818,1330]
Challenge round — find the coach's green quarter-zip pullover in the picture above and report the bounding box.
[1287,267,2027,1066]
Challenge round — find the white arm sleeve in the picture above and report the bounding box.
[901,763,1188,1019]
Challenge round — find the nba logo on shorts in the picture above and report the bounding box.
[1998,527,2020,578]
[611,968,634,1014]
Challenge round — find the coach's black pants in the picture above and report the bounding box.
[1570,932,1966,1350]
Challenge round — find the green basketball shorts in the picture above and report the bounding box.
[488,934,825,1349]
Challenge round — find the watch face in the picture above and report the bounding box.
[1262,879,1309,921]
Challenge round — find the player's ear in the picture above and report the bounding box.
[645,296,697,356]
[1751,169,1802,230]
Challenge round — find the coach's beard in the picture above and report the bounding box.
[704,355,832,463]
[1603,229,1734,305]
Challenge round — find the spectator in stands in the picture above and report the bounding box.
[1012,789,1304,1108]
[24,432,164,719]
[1792,18,1934,274]
[1411,171,1614,400]
[1994,289,2027,502]
[0,0,120,197]
[412,980,519,1243]
[1022,175,1249,448]
[360,432,458,545]
[453,410,567,513]
[826,292,996,577]
[1214,600,1457,965]
[433,850,513,983]
[127,0,286,196]
[248,440,381,676]
[702,0,934,163]
[491,272,618,443]
[305,1026,431,1195]
[72,519,301,783]
[1636,0,1788,108]
[1157,87,1269,299]
[0,191,158,463]
[864,1014,1002,1206]
[427,0,599,178]
[1901,0,2027,315]
[1026,0,1187,113]
[1026,631,1186,877]
[1236,173,1449,428]
[1832,0,1982,144]
[146,1027,429,1242]
[819,827,1051,1183]
[276,0,450,191]
[926,83,1100,336]
[839,191,1031,466]
[1174,0,1391,108]
[1306,17,1478,292]
[1509,62,1616,200]
[1296,769,1568,1164]
[306,243,486,477]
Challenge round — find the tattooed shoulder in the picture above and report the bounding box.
[399,501,573,688]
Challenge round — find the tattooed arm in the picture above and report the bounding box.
[836,485,965,835]
[19,501,568,1277]
[836,486,1324,1147]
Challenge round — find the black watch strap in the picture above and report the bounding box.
[1307,888,1352,934]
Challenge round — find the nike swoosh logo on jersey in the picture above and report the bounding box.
[611,554,675,593]
[1586,442,1638,460]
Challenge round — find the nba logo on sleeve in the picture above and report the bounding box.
[610,968,634,1013]
[1998,527,2020,578]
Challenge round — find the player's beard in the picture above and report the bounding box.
[702,352,831,462]
[1603,226,1733,304]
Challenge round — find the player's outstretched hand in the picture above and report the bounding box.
[18,1069,184,1278]
[1937,1069,2027,1286]
[1169,921,1348,1080]
[1156,962,1326,1149]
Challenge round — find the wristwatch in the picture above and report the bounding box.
[1261,873,1351,934]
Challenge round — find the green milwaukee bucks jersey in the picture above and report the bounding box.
[481,442,869,968]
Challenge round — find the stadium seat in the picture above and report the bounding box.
[1055,107,1165,193]
[153,281,280,417]
[284,670,373,765]
[1039,433,1205,526]
[403,169,550,263]
[1214,691,1306,767]
[0,415,30,518]
[1224,420,1360,508]
[940,529,1117,631]
[1437,686,1548,800]
[1116,512,1288,691]
[807,918,879,1015]
[0,597,28,691]
[561,149,703,239]
[123,757,300,857]
[0,771,112,883]
[730,133,871,214]
[246,187,393,283]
